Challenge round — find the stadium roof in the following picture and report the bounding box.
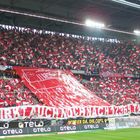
[0,0,140,38]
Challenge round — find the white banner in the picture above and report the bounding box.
[0,104,140,121]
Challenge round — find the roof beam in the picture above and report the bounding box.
[112,0,140,9]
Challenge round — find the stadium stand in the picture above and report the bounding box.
[0,28,139,73]
[0,77,39,107]
[1,0,140,138]
[82,77,140,105]
[0,27,140,107]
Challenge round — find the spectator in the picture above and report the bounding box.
[0,27,139,106]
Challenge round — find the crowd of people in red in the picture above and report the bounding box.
[82,77,140,105]
[0,27,139,107]
[0,78,39,107]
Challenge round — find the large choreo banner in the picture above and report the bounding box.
[13,67,110,107]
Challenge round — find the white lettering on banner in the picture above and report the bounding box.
[36,106,43,117]
[72,107,80,117]
[33,127,51,133]
[133,104,140,113]
[86,107,92,117]
[117,106,122,115]
[114,106,118,115]
[60,126,76,131]
[91,107,98,117]
[0,104,140,121]
[29,106,37,117]
[21,106,27,117]
[84,124,99,129]
[105,106,109,115]
[18,121,44,128]
[79,107,86,117]
[97,106,105,116]
[3,129,23,135]
[123,106,128,114]
[51,108,59,118]
[13,108,21,118]
[109,106,115,115]
[67,108,74,118]
[60,108,73,118]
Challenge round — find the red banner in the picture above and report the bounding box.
[13,67,110,107]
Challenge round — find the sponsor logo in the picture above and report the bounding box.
[83,124,99,129]
[3,129,23,135]
[60,126,77,131]
[18,121,44,128]
[33,127,51,133]
[0,123,9,129]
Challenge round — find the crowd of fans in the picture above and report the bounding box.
[0,28,139,74]
[0,78,39,107]
[82,77,140,105]
[0,27,139,106]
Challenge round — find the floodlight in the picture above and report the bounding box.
[85,19,105,28]
[134,30,140,35]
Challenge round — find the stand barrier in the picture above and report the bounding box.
[0,116,140,136]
